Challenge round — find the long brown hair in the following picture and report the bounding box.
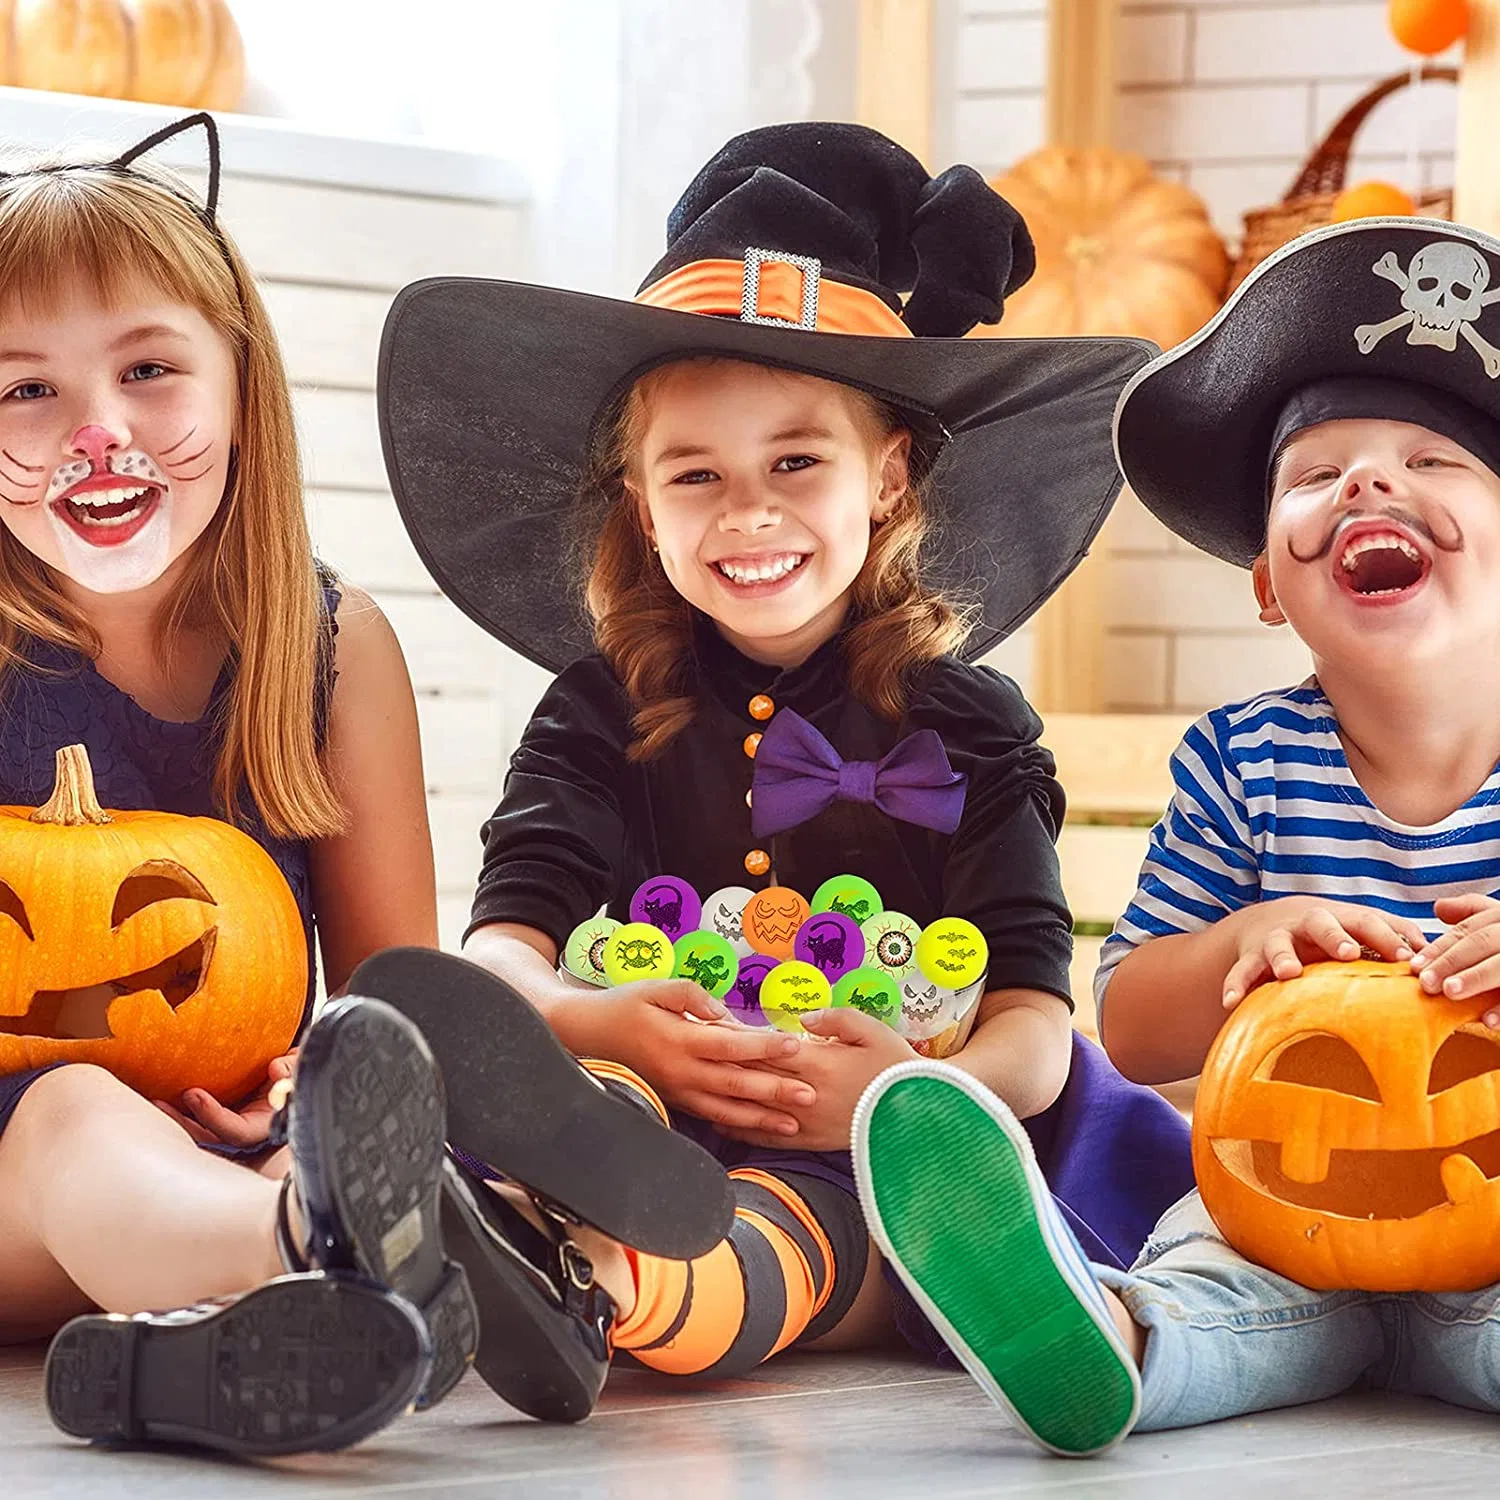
[0,155,343,839]
[583,356,972,760]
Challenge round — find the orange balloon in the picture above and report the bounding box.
[1330,181,1416,222]
[1388,0,1468,55]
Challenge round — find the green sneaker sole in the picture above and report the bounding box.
[854,1063,1140,1457]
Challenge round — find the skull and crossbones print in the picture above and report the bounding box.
[1354,242,1500,377]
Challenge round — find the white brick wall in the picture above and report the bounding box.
[941,0,1454,712]
[1118,0,1461,244]
[943,2,1050,172]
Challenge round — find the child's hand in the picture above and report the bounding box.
[720,1007,917,1152]
[1411,895,1500,1024]
[1223,897,1426,1009]
[564,980,817,1136]
[153,1050,299,1149]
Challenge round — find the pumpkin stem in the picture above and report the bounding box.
[32,744,111,827]
[1064,233,1105,267]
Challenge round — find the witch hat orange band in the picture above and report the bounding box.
[635,249,912,337]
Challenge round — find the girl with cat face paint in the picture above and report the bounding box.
[0,119,479,1456]
[0,298,235,596]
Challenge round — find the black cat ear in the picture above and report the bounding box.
[110,111,222,225]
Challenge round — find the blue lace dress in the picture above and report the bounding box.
[0,580,339,1136]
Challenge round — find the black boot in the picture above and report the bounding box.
[273,995,479,1409]
[348,948,736,1421]
[46,1275,431,1457]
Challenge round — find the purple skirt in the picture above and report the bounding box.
[674,1032,1195,1359]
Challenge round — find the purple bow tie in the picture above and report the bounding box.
[750,709,968,839]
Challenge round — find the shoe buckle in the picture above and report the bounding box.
[559,1239,595,1291]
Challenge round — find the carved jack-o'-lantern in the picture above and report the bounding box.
[0,745,307,1103]
[1194,961,1500,1292]
[741,885,811,962]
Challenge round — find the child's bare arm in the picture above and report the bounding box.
[308,589,438,994]
[1101,898,1426,1084]
[947,988,1073,1119]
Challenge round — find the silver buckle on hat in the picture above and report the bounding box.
[741,247,820,329]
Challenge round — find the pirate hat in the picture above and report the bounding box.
[1115,218,1500,568]
[379,123,1154,672]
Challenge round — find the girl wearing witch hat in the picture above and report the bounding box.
[0,118,484,1454]
[360,122,1195,1418]
[852,215,1500,1455]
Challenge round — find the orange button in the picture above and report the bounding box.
[743,733,763,759]
[744,849,771,876]
[748,694,774,721]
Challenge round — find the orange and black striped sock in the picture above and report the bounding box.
[579,1059,869,1378]
[612,1167,837,1375]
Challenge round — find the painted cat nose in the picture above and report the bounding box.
[68,425,121,464]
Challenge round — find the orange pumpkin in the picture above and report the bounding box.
[1194,961,1500,1293]
[0,0,245,109]
[978,146,1230,352]
[0,744,306,1103]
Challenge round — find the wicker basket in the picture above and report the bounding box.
[1227,65,1459,294]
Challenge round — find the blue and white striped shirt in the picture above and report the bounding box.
[1094,681,1500,1015]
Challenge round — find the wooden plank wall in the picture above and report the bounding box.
[211,171,552,950]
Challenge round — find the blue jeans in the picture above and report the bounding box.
[1097,1191,1500,1430]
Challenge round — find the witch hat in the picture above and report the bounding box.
[379,123,1154,671]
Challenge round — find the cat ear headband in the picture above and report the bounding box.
[0,110,224,238]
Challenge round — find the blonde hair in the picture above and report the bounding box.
[582,356,972,760]
[0,155,343,839]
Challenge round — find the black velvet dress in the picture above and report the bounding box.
[473,615,1074,1004]
[470,615,1195,1359]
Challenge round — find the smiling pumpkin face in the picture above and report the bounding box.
[1194,961,1500,1293]
[742,886,811,962]
[0,745,307,1103]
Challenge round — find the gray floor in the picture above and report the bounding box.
[4,1344,1495,1498]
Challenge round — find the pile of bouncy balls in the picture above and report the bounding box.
[562,874,988,1054]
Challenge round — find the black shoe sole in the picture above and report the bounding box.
[291,997,479,1408]
[440,1161,606,1423]
[348,948,735,1260]
[46,1275,429,1457]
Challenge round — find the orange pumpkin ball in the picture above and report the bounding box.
[0,745,307,1105]
[1194,961,1500,1293]
[742,885,811,961]
[1330,181,1416,222]
[1389,0,1468,55]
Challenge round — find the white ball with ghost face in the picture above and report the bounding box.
[703,885,756,959]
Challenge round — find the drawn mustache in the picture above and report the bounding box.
[1286,503,1465,565]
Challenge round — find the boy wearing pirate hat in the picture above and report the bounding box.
[853,217,1500,1454]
